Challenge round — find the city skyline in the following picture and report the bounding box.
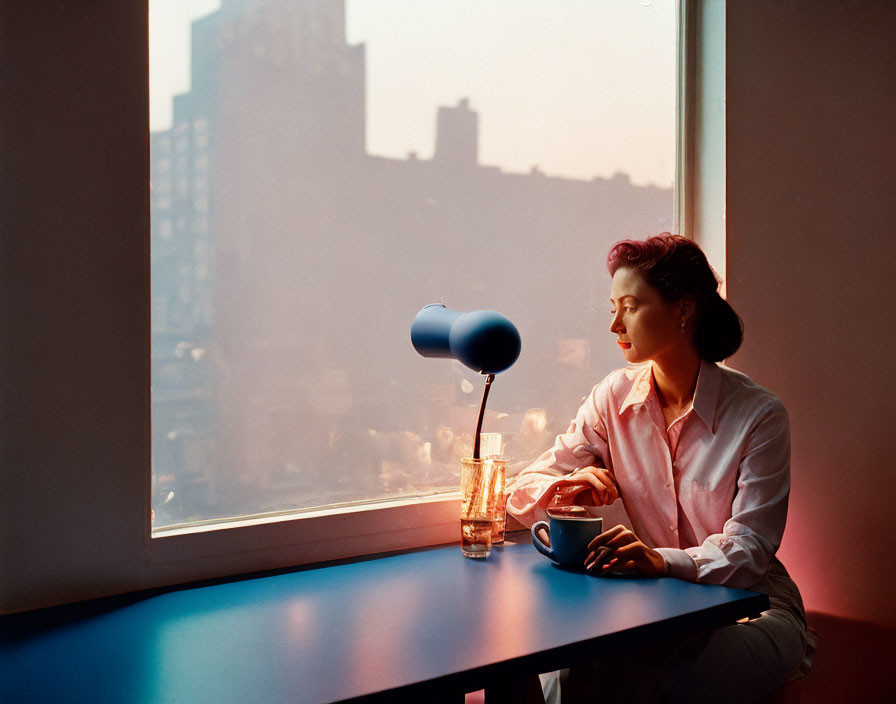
[148,0,674,526]
[150,0,676,186]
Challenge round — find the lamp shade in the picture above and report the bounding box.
[411,304,521,374]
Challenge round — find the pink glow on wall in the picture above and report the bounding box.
[726,1,896,630]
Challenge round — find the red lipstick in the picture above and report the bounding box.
[617,341,632,350]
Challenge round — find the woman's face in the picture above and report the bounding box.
[609,267,684,364]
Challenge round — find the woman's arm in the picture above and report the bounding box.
[656,400,791,588]
[506,382,617,527]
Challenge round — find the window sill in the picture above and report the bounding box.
[145,493,463,573]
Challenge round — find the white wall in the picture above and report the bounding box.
[726,1,896,627]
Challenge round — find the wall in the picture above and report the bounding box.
[0,3,151,611]
[726,1,896,627]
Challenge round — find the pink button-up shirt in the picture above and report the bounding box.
[507,359,791,590]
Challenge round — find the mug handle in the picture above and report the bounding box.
[531,521,554,561]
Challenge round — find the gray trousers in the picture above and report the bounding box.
[554,604,810,704]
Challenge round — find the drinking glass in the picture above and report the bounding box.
[478,433,507,544]
[460,456,507,558]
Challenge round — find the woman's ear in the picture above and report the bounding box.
[678,295,697,326]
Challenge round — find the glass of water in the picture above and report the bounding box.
[460,456,507,558]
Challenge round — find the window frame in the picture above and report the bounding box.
[0,0,718,614]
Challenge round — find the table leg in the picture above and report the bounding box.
[483,674,545,704]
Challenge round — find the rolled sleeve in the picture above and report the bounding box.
[655,547,699,581]
[506,383,612,527]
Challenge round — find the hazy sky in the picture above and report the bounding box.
[150,0,676,186]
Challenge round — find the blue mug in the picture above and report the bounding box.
[531,507,604,567]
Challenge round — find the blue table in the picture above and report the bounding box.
[1,538,767,703]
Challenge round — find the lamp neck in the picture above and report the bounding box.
[473,374,496,460]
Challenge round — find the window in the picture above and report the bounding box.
[3,0,722,614]
[150,0,677,532]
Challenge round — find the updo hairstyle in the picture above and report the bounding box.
[606,233,743,362]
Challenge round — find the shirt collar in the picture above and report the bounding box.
[618,359,720,434]
[692,359,720,433]
[618,363,654,415]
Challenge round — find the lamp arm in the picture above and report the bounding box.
[472,373,496,460]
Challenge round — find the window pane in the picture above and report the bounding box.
[150,0,676,529]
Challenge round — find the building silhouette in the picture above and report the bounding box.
[150,0,673,525]
[435,98,478,168]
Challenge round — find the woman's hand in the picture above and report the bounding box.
[584,524,666,577]
[541,467,619,509]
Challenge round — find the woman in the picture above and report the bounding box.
[507,234,814,703]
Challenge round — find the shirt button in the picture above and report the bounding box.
[669,524,676,531]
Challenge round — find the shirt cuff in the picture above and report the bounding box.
[655,548,698,581]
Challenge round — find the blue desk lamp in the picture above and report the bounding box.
[411,304,521,459]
